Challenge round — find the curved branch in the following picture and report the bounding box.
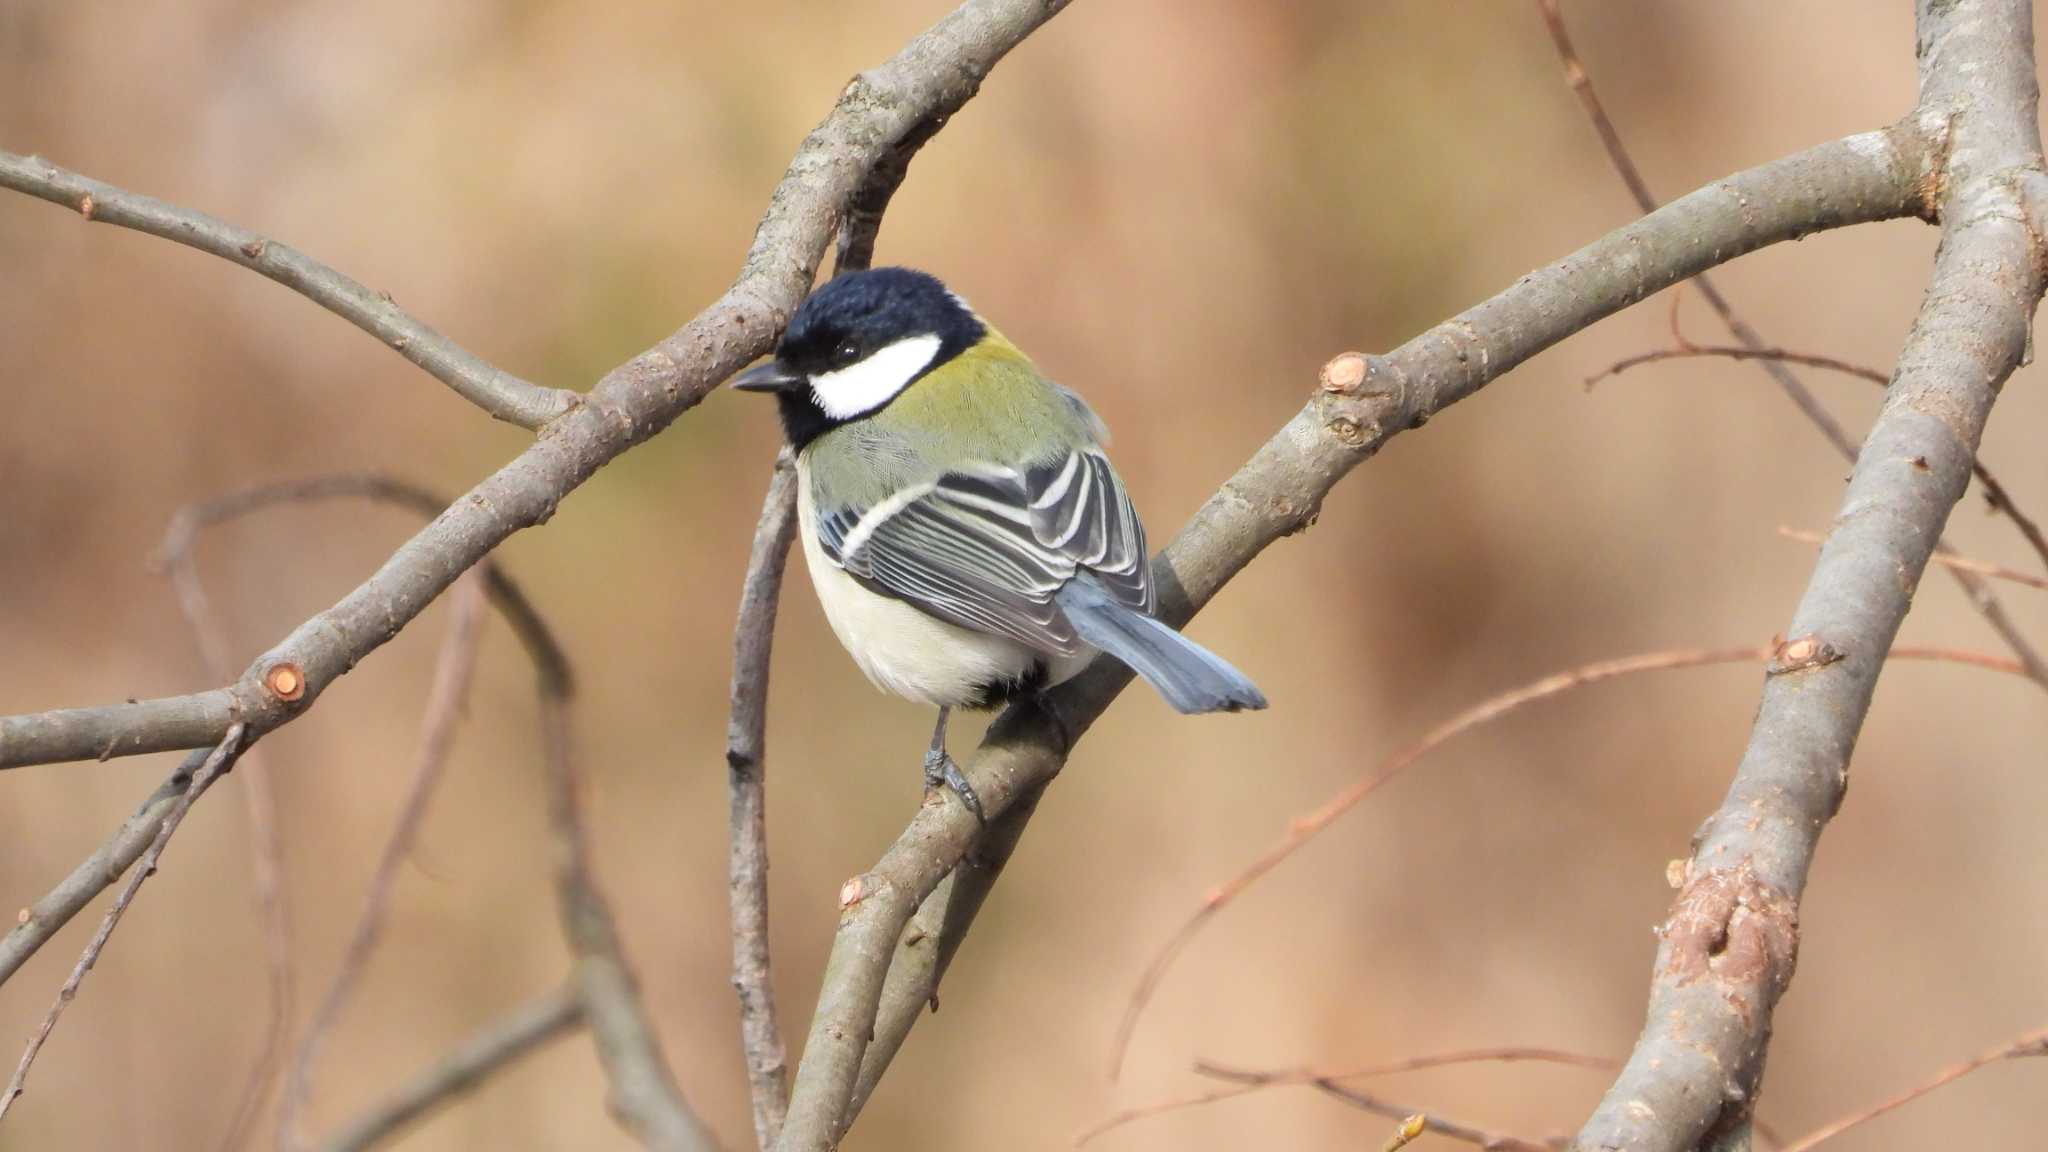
[1574,2,2048,1147]
[0,0,1071,775]
[775,126,1933,1151]
[0,152,576,428]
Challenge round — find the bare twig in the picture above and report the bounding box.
[1589,345,2048,573]
[1538,0,2048,699]
[0,153,575,428]
[725,450,799,1150]
[1575,3,2048,1146]
[1110,643,2028,1075]
[1781,526,2047,592]
[542,691,715,1152]
[1587,344,1889,389]
[159,542,295,1152]
[312,986,586,1152]
[278,575,489,1150]
[0,761,195,985]
[1381,1114,1428,1152]
[0,724,247,1123]
[1078,1048,1615,1146]
[1196,1061,1556,1152]
[1777,1024,2048,1152]
[777,123,1936,1150]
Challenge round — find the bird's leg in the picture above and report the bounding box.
[922,706,985,825]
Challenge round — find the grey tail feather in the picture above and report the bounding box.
[1055,576,1267,715]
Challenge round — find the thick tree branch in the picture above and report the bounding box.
[0,0,1072,775]
[1573,3,2047,1148]
[724,129,954,1144]
[312,986,586,1152]
[775,128,1932,1150]
[0,152,576,428]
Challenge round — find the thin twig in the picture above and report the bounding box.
[725,450,799,1150]
[312,986,586,1152]
[278,574,489,1150]
[1109,643,2032,1075]
[0,761,196,985]
[1589,344,2048,574]
[0,724,247,1123]
[1781,527,2047,591]
[0,153,574,428]
[1196,1061,1556,1152]
[1077,1048,1614,1146]
[1777,1024,2048,1152]
[1536,0,2048,699]
[160,546,295,1152]
[542,691,716,1152]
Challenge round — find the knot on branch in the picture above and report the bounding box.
[1314,352,1410,451]
[1659,864,1799,1010]
[1768,634,1843,675]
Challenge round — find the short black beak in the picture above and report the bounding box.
[730,359,805,393]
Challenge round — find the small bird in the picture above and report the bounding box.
[732,267,1265,819]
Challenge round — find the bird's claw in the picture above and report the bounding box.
[923,747,986,826]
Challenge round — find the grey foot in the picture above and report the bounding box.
[922,747,985,826]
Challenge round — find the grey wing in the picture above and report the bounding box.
[817,448,1153,656]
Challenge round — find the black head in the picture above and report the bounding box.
[730,267,985,449]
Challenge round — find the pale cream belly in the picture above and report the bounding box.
[796,455,1093,708]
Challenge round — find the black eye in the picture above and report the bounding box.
[833,339,861,366]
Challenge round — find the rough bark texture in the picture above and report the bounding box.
[1572,3,2046,1148]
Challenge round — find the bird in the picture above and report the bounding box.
[731,267,1265,820]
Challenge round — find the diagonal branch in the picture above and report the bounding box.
[0,152,576,429]
[312,986,586,1152]
[775,125,1936,1151]
[0,0,1075,777]
[542,688,716,1152]
[1573,2,2048,1148]
[279,574,489,1151]
[0,724,248,1123]
[1535,0,2048,692]
[1587,343,2048,590]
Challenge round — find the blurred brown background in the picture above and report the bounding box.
[2,2,2044,1149]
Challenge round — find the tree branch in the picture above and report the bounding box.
[543,690,716,1152]
[312,985,586,1152]
[279,574,489,1150]
[1573,2,2048,1147]
[725,450,799,1151]
[0,0,1073,776]
[0,724,247,1123]
[1196,1061,1555,1152]
[0,152,576,429]
[1537,0,2048,694]
[775,127,1933,1150]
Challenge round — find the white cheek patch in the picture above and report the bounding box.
[810,334,943,420]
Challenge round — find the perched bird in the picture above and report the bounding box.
[732,267,1265,819]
